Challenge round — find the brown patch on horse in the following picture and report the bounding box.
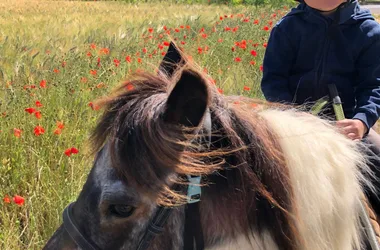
[90,66,302,249]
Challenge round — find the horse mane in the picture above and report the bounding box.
[89,65,302,249]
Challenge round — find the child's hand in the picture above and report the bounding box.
[335,119,368,140]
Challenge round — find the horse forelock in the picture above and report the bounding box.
[89,66,301,249]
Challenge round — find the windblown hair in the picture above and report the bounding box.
[90,63,372,249]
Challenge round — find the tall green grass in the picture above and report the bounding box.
[0,0,288,249]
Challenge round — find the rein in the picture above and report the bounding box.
[62,110,212,250]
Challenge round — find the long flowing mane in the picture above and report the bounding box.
[87,52,371,249]
[90,67,301,248]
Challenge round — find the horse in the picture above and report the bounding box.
[43,42,376,250]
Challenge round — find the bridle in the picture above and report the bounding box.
[62,110,212,250]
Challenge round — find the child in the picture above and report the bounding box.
[261,0,380,214]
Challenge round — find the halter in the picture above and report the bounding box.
[62,110,212,250]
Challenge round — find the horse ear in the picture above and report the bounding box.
[158,42,185,77]
[163,69,210,127]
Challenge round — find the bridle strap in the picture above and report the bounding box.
[136,204,178,250]
[63,202,100,250]
[184,202,204,250]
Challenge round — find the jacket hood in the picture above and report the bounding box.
[287,0,374,24]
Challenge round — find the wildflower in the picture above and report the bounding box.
[175,28,180,33]
[61,61,66,67]
[13,195,25,206]
[57,121,64,129]
[88,102,100,111]
[65,147,79,157]
[260,65,264,71]
[39,80,47,88]
[218,38,223,43]
[263,42,268,48]
[218,88,224,94]
[137,58,142,63]
[250,50,257,56]
[3,195,10,204]
[25,108,36,114]
[126,84,134,91]
[53,69,60,74]
[163,41,170,46]
[54,128,62,135]
[13,128,22,138]
[243,86,251,91]
[234,57,242,62]
[86,51,92,57]
[125,55,132,63]
[34,125,45,136]
[80,77,88,83]
[263,26,269,31]
[113,59,120,67]
[254,19,259,24]
[35,111,42,119]
[90,43,96,49]
[250,60,256,65]
[99,48,110,55]
[148,28,153,33]
[142,48,147,54]
[35,101,42,107]
[90,70,97,76]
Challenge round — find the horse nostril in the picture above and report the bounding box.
[109,204,135,218]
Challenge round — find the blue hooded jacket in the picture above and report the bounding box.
[261,0,380,130]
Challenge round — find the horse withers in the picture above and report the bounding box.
[44,42,376,250]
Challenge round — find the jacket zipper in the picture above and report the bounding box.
[314,19,331,100]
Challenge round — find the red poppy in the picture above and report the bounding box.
[54,128,62,135]
[86,51,92,57]
[80,77,88,83]
[65,147,79,157]
[250,61,256,65]
[88,102,100,111]
[39,80,47,88]
[61,61,67,67]
[113,59,120,67]
[254,19,259,24]
[90,70,97,76]
[142,48,147,53]
[234,57,242,62]
[13,195,25,206]
[250,50,257,56]
[243,86,251,91]
[260,65,264,71]
[137,58,142,63]
[90,43,96,49]
[163,41,170,46]
[3,195,10,204]
[34,125,45,136]
[57,121,64,129]
[148,28,153,33]
[13,128,22,138]
[35,100,43,107]
[218,88,224,94]
[125,56,132,63]
[25,108,36,114]
[263,43,268,48]
[53,69,60,74]
[35,111,42,119]
[100,48,110,55]
[218,38,223,43]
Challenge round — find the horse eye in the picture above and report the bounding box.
[109,204,135,218]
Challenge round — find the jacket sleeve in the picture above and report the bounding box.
[261,23,295,103]
[353,25,380,130]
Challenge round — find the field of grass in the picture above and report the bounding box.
[0,0,289,249]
